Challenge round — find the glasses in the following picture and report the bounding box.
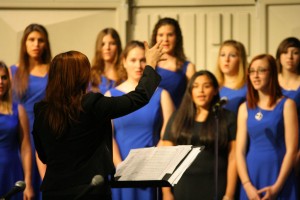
[248,68,269,76]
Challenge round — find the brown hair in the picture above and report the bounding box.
[276,37,300,74]
[44,51,91,136]
[91,28,122,90]
[118,40,145,80]
[150,17,186,69]
[13,23,52,99]
[0,61,12,114]
[215,40,248,89]
[247,54,282,109]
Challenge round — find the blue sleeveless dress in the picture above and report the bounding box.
[111,87,163,200]
[156,61,189,108]
[240,98,298,199]
[0,103,23,200]
[282,87,300,146]
[220,85,247,113]
[10,65,47,200]
[99,75,116,94]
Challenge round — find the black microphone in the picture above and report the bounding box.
[73,175,104,200]
[0,181,26,200]
[213,97,228,113]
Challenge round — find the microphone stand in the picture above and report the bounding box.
[213,105,221,200]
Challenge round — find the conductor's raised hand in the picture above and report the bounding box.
[144,40,165,69]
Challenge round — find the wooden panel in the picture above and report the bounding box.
[0,10,117,65]
[210,13,222,46]
[268,4,300,56]
[206,13,221,70]
[134,0,256,6]
[149,14,160,42]
[233,12,250,55]
[0,0,121,8]
[132,12,149,42]
[195,13,206,70]
[180,13,196,66]
[130,7,255,70]
[222,13,233,41]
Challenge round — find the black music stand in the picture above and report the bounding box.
[110,179,171,200]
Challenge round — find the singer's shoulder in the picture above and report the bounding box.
[237,102,247,113]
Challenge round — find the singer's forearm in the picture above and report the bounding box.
[18,104,33,184]
[162,187,174,200]
[36,152,46,179]
[225,141,237,198]
[20,147,32,185]
[112,137,122,167]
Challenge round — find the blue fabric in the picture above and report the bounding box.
[10,65,47,200]
[110,87,163,200]
[240,98,298,199]
[0,103,23,200]
[99,75,116,94]
[282,86,300,147]
[156,61,188,108]
[219,85,247,114]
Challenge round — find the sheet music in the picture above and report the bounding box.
[168,147,201,185]
[115,145,194,181]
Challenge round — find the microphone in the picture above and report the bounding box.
[73,175,104,200]
[0,181,26,200]
[213,97,228,113]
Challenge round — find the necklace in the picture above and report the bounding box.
[255,109,263,121]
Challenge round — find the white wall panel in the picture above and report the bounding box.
[222,13,233,41]
[195,13,206,70]
[268,4,300,56]
[233,12,251,55]
[129,6,255,72]
[180,13,196,66]
[1,0,300,72]
[0,0,126,65]
[0,10,118,65]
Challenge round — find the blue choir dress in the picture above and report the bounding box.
[156,61,189,108]
[219,85,247,114]
[0,103,23,200]
[99,75,116,94]
[282,86,300,143]
[110,87,163,200]
[240,98,298,199]
[10,65,47,200]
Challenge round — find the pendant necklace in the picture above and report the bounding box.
[255,109,263,121]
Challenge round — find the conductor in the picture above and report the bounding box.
[32,41,164,200]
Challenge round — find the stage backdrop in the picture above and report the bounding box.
[0,0,300,72]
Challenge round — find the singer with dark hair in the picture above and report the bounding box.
[161,70,237,200]
[32,41,164,200]
[275,37,300,182]
[150,17,196,108]
[9,23,52,199]
[236,54,298,199]
[0,61,34,200]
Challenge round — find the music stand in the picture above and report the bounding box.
[110,179,171,200]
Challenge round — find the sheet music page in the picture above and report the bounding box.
[168,147,202,185]
[115,145,193,181]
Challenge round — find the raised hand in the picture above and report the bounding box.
[144,40,165,69]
